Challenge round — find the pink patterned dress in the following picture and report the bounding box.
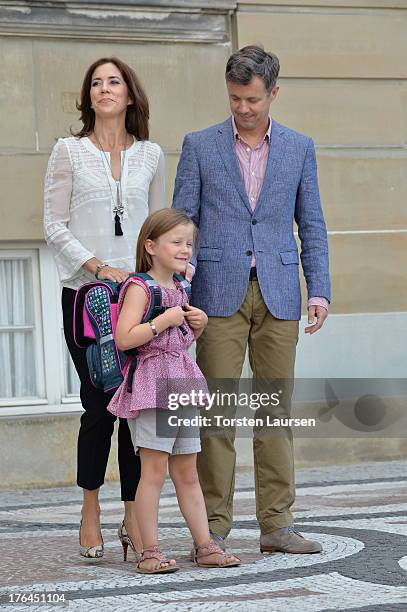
[107,278,208,419]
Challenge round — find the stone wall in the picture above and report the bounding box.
[0,0,235,239]
[237,0,407,317]
[1,0,406,487]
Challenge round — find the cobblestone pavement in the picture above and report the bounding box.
[1,460,407,611]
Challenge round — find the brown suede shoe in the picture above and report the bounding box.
[260,527,322,554]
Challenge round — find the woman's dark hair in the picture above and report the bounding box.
[73,57,149,140]
[225,45,280,93]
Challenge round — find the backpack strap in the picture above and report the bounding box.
[118,273,191,340]
[172,273,192,336]
[173,273,191,302]
[137,273,165,321]
[126,356,138,393]
[118,273,165,323]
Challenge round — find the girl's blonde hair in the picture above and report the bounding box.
[136,208,197,273]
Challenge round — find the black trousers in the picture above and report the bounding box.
[62,288,140,501]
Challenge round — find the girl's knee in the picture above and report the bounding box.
[142,470,166,489]
[169,456,199,487]
[139,448,168,487]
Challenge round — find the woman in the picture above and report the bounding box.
[44,57,165,559]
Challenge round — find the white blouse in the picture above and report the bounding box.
[43,136,165,290]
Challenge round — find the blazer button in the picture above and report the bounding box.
[252,219,257,225]
[246,250,253,256]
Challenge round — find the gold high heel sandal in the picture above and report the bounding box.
[118,521,141,562]
[79,519,104,559]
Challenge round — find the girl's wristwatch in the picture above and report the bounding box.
[149,320,159,336]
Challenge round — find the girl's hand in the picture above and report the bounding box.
[163,306,185,328]
[183,304,208,330]
[97,266,132,284]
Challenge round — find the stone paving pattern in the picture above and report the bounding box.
[1,460,407,611]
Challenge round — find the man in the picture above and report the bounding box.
[173,46,330,554]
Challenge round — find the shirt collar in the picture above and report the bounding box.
[232,116,272,144]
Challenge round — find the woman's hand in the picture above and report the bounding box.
[183,304,208,330]
[162,306,185,328]
[96,266,133,284]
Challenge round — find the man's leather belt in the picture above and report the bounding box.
[249,267,258,280]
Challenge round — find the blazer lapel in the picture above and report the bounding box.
[216,118,252,213]
[255,120,287,214]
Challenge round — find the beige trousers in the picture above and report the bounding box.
[196,280,299,537]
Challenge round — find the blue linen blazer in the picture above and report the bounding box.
[172,117,330,320]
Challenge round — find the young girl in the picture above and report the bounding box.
[108,209,240,574]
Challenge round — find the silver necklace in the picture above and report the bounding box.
[94,132,128,236]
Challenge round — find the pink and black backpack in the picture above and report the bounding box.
[73,273,191,393]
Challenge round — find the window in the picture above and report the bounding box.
[0,250,45,400]
[41,243,81,404]
[0,244,82,414]
[63,334,80,397]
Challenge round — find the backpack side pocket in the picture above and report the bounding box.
[86,344,103,389]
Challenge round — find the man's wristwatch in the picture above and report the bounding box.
[95,262,109,279]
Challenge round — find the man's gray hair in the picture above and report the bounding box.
[225,45,280,93]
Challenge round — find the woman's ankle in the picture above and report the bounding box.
[122,518,143,552]
[81,506,101,524]
[123,500,137,525]
[82,488,100,513]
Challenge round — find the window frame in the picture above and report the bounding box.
[0,242,82,416]
[0,247,46,405]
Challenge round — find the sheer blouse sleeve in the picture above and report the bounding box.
[148,147,166,213]
[43,139,94,282]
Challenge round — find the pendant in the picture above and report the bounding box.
[115,213,123,236]
[114,180,124,236]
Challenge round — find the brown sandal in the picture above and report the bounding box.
[136,546,179,574]
[194,539,241,568]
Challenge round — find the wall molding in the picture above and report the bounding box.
[238,1,407,9]
[0,1,237,42]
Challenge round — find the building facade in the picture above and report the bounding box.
[1,0,406,486]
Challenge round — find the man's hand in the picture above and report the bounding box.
[184,263,195,283]
[305,305,328,334]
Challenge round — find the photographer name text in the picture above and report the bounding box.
[167,415,316,428]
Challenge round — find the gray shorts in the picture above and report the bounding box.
[127,406,201,455]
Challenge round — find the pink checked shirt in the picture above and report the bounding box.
[232,116,328,312]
